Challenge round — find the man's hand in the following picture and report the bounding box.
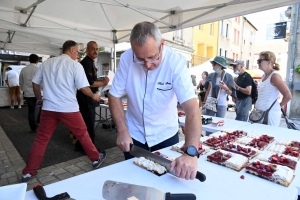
[116,132,133,152]
[103,76,109,85]
[36,99,43,108]
[92,93,101,102]
[170,154,198,180]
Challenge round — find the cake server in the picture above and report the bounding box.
[102,180,196,200]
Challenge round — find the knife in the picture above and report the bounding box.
[33,184,75,200]
[102,180,196,200]
[129,144,206,182]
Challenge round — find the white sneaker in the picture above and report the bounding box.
[10,106,14,109]
[18,106,22,109]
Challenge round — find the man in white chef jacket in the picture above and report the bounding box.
[109,22,202,180]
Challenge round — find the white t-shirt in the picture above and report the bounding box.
[32,54,89,112]
[109,46,196,147]
[208,77,227,106]
[5,70,19,87]
[19,63,39,97]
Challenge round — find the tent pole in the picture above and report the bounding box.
[114,44,116,73]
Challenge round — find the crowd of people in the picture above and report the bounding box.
[197,51,292,127]
[2,21,293,184]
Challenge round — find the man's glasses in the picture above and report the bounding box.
[257,59,268,63]
[133,45,161,65]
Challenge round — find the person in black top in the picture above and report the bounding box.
[230,60,253,121]
[196,71,208,108]
[75,41,109,152]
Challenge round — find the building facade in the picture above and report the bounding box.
[192,22,219,66]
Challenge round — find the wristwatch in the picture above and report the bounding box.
[184,146,199,158]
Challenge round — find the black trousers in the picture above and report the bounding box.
[123,132,179,160]
[25,97,41,131]
[75,107,96,151]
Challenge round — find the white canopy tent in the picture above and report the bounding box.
[0,0,298,66]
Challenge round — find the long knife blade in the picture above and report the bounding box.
[129,145,206,182]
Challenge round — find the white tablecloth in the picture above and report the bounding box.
[179,115,251,132]
[25,144,298,200]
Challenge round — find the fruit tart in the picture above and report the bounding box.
[221,143,258,159]
[277,139,300,149]
[225,130,247,138]
[203,136,230,149]
[171,141,210,156]
[206,150,248,171]
[268,145,300,160]
[246,159,294,187]
[256,152,298,170]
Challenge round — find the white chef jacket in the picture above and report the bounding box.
[109,46,196,147]
[5,70,19,87]
[32,54,90,112]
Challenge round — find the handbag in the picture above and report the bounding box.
[249,99,277,124]
[203,72,226,112]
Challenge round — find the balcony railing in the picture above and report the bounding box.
[192,55,209,66]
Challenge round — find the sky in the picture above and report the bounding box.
[245,6,288,44]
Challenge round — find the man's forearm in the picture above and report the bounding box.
[33,83,42,99]
[181,99,201,148]
[108,93,128,134]
[80,86,95,98]
[90,80,107,88]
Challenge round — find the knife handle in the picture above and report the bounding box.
[33,184,48,200]
[33,184,71,200]
[196,171,206,182]
[165,193,196,200]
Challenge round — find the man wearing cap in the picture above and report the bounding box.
[230,60,253,121]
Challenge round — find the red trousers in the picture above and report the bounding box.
[22,110,100,175]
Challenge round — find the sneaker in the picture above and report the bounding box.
[10,106,14,109]
[92,150,107,169]
[21,171,37,183]
[18,105,22,109]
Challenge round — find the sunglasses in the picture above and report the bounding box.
[257,59,269,63]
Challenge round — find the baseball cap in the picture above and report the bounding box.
[230,60,244,67]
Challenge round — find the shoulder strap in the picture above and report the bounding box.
[267,99,277,111]
[216,71,226,100]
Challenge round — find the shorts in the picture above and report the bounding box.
[9,86,21,95]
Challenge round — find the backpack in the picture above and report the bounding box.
[251,79,258,104]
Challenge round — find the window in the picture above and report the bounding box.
[220,21,224,35]
[235,16,240,23]
[175,29,183,39]
[233,53,235,59]
[244,39,245,44]
[226,24,229,37]
[210,23,213,36]
[225,50,228,58]
[236,54,238,60]
[219,48,223,56]
[199,25,202,30]
[234,29,240,45]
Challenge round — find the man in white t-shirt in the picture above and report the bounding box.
[21,40,107,183]
[108,22,202,180]
[19,54,41,132]
[5,67,21,109]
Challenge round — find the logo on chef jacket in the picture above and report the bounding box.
[157,82,171,85]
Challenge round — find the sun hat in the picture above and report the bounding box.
[210,56,227,69]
